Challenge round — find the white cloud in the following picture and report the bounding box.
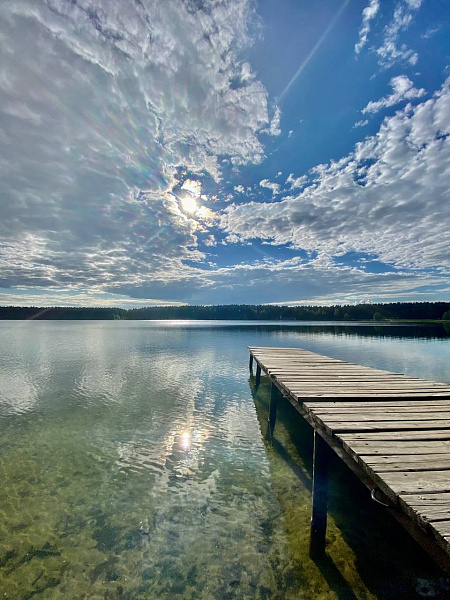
[354,119,369,128]
[286,173,308,190]
[421,26,441,40]
[376,1,422,68]
[224,234,241,244]
[362,75,426,114]
[183,260,449,306]
[181,179,202,197]
[233,185,245,193]
[259,179,280,195]
[0,0,271,296]
[263,106,281,136]
[204,235,217,247]
[355,0,380,55]
[220,77,450,273]
[0,289,185,308]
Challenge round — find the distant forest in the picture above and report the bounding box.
[1,302,450,321]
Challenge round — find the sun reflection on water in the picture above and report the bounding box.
[180,430,191,451]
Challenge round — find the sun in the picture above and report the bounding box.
[180,194,198,215]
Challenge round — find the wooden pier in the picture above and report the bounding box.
[249,346,450,572]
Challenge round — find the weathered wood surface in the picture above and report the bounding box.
[381,471,450,495]
[339,430,450,441]
[340,439,450,456]
[249,346,450,563]
[400,493,450,522]
[250,347,450,399]
[360,455,450,472]
[314,420,450,434]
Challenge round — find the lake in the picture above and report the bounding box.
[1,320,450,599]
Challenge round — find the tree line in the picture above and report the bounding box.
[1,302,450,321]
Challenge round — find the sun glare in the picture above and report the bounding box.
[180,194,198,215]
[181,431,191,451]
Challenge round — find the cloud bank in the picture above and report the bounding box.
[1,0,449,306]
[221,78,450,273]
[0,0,270,298]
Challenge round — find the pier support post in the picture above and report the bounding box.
[254,364,261,392]
[309,431,330,559]
[249,354,253,375]
[266,383,278,440]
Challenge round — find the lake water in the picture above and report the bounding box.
[1,320,450,599]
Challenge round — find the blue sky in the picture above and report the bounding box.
[0,0,449,307]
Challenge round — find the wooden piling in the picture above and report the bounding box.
[309,431,330,559]
[249,354,253,374]
[267,383,278,439]
[254,364,261,392]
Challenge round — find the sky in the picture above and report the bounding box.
[0,0,449,308]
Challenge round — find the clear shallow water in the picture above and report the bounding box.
[0,320,450,599]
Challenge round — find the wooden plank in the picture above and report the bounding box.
[250,352,322,356]
[271,372,411,378]
[318,420,450,432]
[265,362,345,366]
[399,493,450,522]
[274,376,423,381]
[308,411,450,421]
[292,382,450,389]
[429,521,450,538]
[286,385,449,393]
[341,440,450,456]
[277,381,423,386]
[294,392,450,398]
[360,454,450,472]
[376,470,450,495]
[288,382,450,390]
[339,430,450,442]
[301,397,450,404]
[259,356,344,360]
[251,352,339,356]
[307,400,450,409]
[269,357,334,359]
[267,367,374,373]
[256,356,379,363]
[288,390,450,396]
[310,405,450,415]
[284,376,448,384]
[267,365,392,370]
[308,407,450,415]
[249,347,317,351]
[269,373,426,382]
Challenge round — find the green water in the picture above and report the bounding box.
[0,320,450,599]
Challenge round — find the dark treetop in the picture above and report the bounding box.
[1,302,450,322]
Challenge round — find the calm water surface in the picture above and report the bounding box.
[1,320,450,599]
